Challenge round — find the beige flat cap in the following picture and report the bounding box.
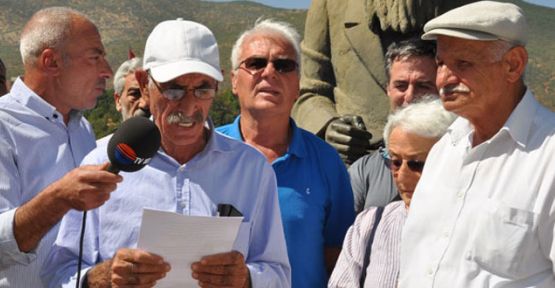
[422,1,528,45]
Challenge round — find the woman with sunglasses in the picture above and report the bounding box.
[328,97,455,288]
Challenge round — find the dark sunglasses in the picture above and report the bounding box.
[239,57,298,74]
[148,73,216,101]
[383,152,425,172]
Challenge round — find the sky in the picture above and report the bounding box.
[207,0,555,9]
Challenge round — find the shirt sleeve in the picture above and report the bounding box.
[246,161,292,288]
[328,208,377,287]
[292,0,339,136]
[324,150,356,247]
[349,155,372,214]
[0,138,37,268]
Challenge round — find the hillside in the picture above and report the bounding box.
[0,0,553,136]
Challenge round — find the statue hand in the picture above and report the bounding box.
[325,115,372,165]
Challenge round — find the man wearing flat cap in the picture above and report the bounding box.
[399,1,555,287]
[43,19,290,288]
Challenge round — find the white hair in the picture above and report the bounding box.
[383,96,456,146]
[114,57,142,95]
[230,18,301,71]
[20,7,89,66]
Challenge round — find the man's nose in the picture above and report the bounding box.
[99,57,113,79]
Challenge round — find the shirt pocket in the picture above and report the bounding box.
[232,221,252,258]
[468,199,545,279]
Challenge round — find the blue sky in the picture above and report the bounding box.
[207,0,555,9]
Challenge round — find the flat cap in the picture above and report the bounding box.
[422,1,528,45]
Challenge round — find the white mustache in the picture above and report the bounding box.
[166,111,204,125]
[440,84,470,96]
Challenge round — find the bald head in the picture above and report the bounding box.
[20,7,95,66]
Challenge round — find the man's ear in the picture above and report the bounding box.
[113,92,122,112]
[504,46,528,83]
[134,69,151,111]
[230,70,238,97]
[40,48,62,75]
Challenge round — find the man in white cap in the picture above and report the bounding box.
[399,1,555,287]
[42,19,290,288]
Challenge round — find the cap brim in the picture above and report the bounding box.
[422,28,499,41]
[149,60,223,83]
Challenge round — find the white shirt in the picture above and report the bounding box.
[0,78,96,287]
[399,90,555,288]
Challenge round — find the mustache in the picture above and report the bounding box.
[440,84,471,95]
[166,111,204,125]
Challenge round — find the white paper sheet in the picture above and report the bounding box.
[137,208,243,288]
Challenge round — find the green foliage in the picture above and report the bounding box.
[210,89,240,127]
[84,89,120,138]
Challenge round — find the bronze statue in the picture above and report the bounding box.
[293,0,474,164]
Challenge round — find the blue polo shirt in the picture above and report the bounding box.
[217,116,355,288]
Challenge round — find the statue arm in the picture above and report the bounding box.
[292,0,338,137]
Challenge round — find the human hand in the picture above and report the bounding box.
[53,162,122,211]
[111,248,171,288]
[191,251,250,288]
[325,115,372,165]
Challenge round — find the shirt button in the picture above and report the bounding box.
[427,268,434,276]
[457,191,464,198]
[178,166,185,172]
[442,231,449,238]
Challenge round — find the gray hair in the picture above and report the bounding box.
[487,40,515,61]
[114,57,142,95]
[20,7,90,66]
[383,96,456,146]
[385,38,436,80]
[230,18,301,71]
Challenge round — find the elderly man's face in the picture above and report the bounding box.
[148,73,216,150]
[55,17,113,112]
[231,33,299,118]
[387,55,437,110]
[387,127,438,208]
[435,36,509,119]
[115,73,141,121]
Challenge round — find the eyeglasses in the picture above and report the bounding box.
[238,57,298,74]
[383,152,425,172]
[148,73,216,101]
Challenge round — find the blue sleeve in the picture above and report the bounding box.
[323,149,356,247]
[0,138,37,268]
[246,160,292,288]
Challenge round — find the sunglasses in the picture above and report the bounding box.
[239,57,298,74]
[148,73,216,101]
[382,152,425,172]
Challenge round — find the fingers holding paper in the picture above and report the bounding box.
[191,251,250,288]
[111,248,171,288]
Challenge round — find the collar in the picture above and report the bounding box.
[228,115,307,159]
[9,77,82,122]
[447,89,537,148]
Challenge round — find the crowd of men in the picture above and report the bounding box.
[0,1,554,288]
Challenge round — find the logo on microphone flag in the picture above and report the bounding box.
[114,143,136,165]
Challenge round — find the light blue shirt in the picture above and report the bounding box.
[42,127,291,288]
[0,78,96,287]
[218,117,355,288]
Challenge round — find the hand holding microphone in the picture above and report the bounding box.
[77,116,162,288]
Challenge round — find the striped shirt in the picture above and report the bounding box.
[329,201,407,288]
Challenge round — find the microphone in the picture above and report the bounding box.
[77,116,161,288]
[107,116,161,173]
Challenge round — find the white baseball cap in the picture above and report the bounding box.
[422,1,528,46]
[143,18,223,83]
